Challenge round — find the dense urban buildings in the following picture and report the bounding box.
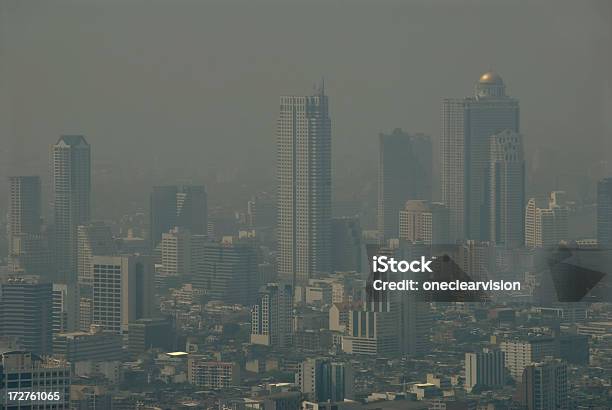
[277,85,332,285]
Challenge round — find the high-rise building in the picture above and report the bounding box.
[187,357,240,389]
[488,130,525,247]
[247,192,276,228]
[149,185,208,250]
[0,351,70,409]
[525,192,569,248]
[160,227,193,277]
[399,200,450,245]
[277,85,332,285]
[196,236,258,305]
[465,348,506,392]
[77,222,117,286]
[127,317,175,354]
[0,276,53,355]
[52,283,69,336]
[297,358,354,402]
[441,72,520,242]
[597,177,612,248]
[92,255,153,334]
[250,283,293,347]
[331,217,362,272]
[341,309,399,356]
[378,129,432,240]
[52,135,91,281]
[519,358,568,410]
[7,176,48,275]
[500,337,558,381]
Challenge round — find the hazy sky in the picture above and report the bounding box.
[1,0,611,216]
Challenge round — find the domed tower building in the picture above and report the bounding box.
[441,72,521,243]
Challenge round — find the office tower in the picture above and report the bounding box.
[399,200,450,245]
[341,309,399,356]
[441,72,520,242]
[0,351,70,409]
[525,192,569,248]
[160,227,193,276]
[77,222,117,286]
[7,176,48,275]
[250,283,293,347]
[277,85,332,285]
[465,348,506,392]
[459,240,496,281]
[92,255,153,333]
[519,359,568,410]
[128,317,175,354]
[378,129,432,240]
[297,358,354,402]
[187,357,240,388]
[398,289,431,357]
[488,130,525,247]
[500,337,558,381]
[52,135,91,280]
[331,216,362,272]
[0,276,53,355]
[52,283,69,335]
[597,177,612,247]
[196,236,258,305]
[149,185,208,250]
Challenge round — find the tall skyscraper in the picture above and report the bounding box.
[149,185,208,250]
[378,129,432,240]
[297,358,354,402]
[92,255,153,333]
[465,348,506,392]
[597,177,612,248]
[52,135,91,280]
[519,359,568,410]
[441,72,520,241]
[488,130,525,247]
[77,222,117,286]
[399,200,450,245]
[277,84,332,285]
[250,283,293,347]
[7,176,48,275]
[0,276,53,355]
[525,192,569,248]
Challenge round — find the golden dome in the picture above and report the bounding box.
[479,71,503,85]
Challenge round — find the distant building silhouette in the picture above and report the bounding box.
[597,177,612,248]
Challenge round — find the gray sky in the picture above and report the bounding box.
[1,0,611,216]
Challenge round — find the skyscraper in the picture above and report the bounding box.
[297,358,354,402]
[525,192,569,248]
[92,255,153,334]
[519,359,568,410]
[488,130,525,247]
[597,177,612,248]
[250,283,293,347]
[7,176,48,275]
[0,276,53,355]
[399,200,450,245]
[441,72,520,241]
[378,129,432,240]
[52,135,91,280]
[77,222,117,286]
[465,348,506,392]
[277,84,332,285]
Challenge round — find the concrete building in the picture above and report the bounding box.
[488,130,525,247]
[92,255,153,333]
[378,129,432,241]
[331,217,362,272]
[0,276,53,356]
[53,325,123,363]
[187,357,240,389]
[277,84,332,285]
[441,72,519,242]
[525,192,569,248]
[464,348,506,392]
[77,222,116,286]
[342,309,399,356]
[250,283,293,347]
[128,317,175,354]
[500,338,557,381]
[399,200,449,245]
